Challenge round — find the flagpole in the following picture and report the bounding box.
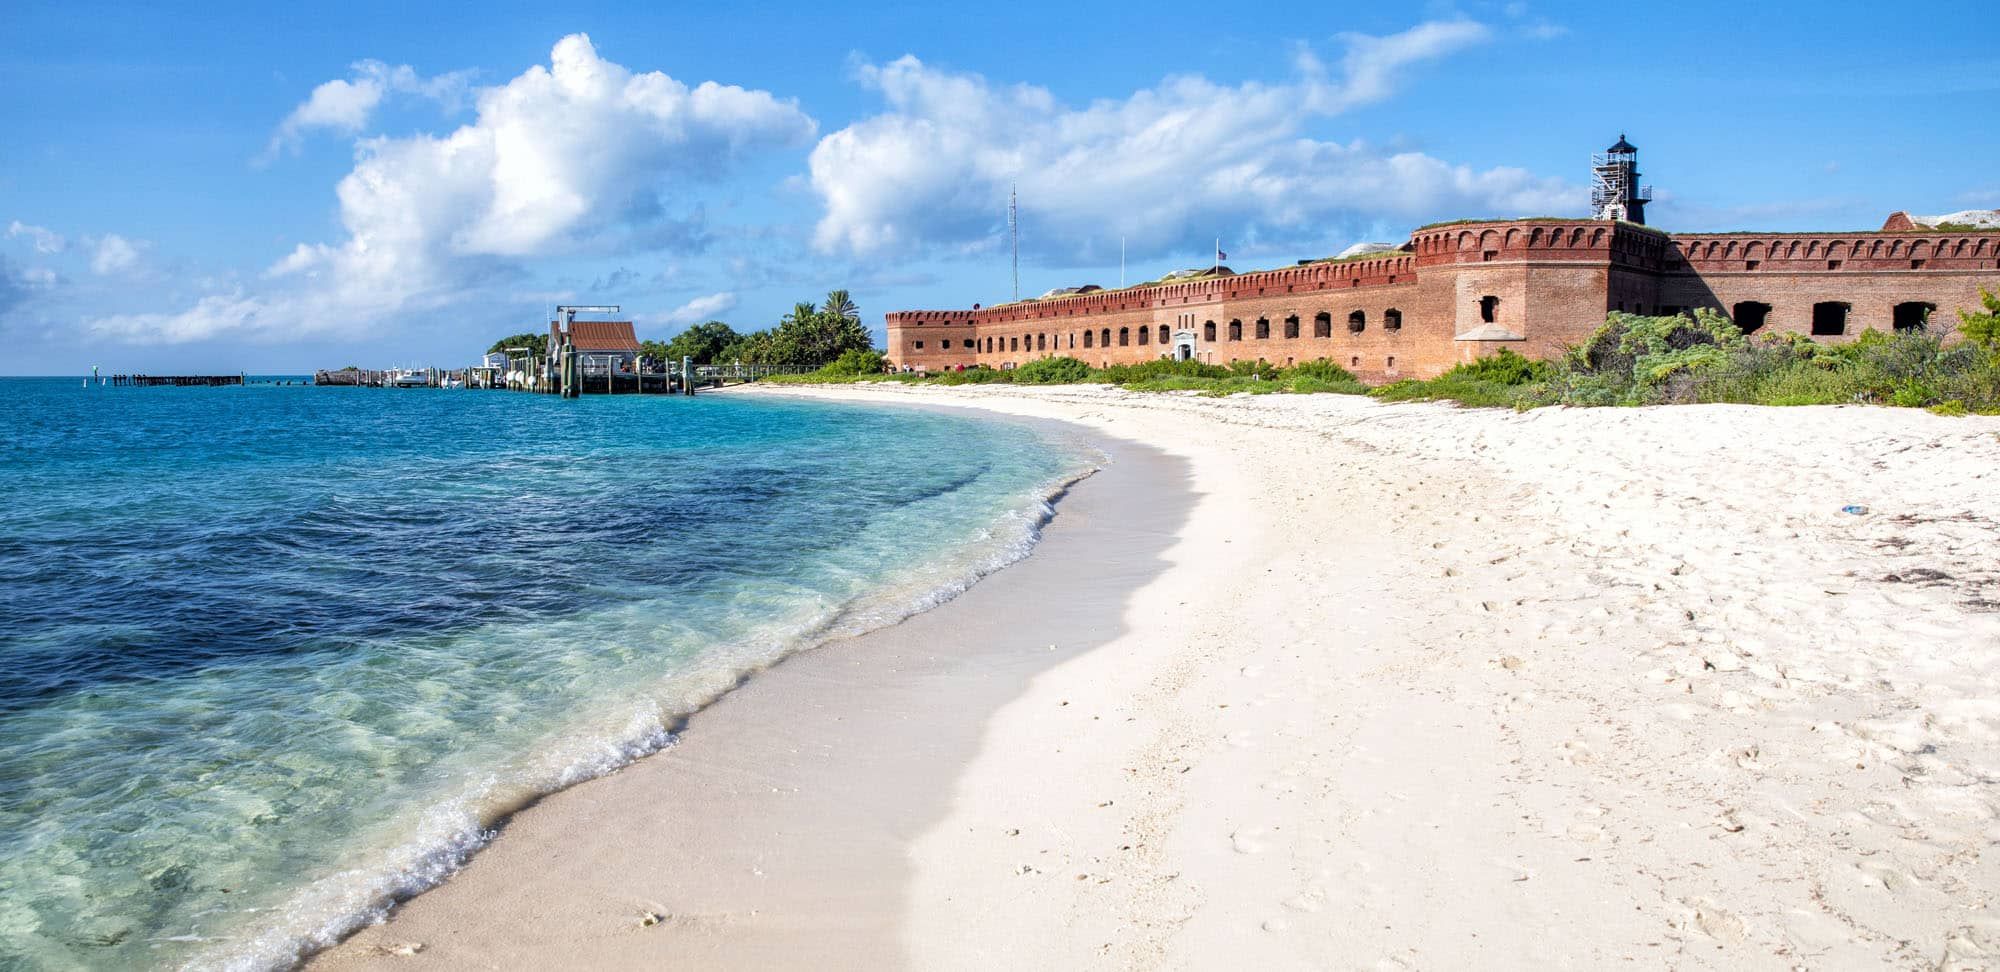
[1214,237,1220,272]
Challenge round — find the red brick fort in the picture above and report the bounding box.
[883,137,2000,381]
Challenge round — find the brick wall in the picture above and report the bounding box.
[883,220,2000,379]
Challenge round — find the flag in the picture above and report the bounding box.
[1218,250,1227,260]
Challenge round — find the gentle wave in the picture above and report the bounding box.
[198,466,1093,972]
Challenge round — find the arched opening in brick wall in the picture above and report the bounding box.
[1228,319,1243,341]
[1009,336,1019,351]
[1283,315,1300,339]
[1100,328,1111,348]
[1384,309,1402,331]
[1811,302,1849,336]
[1203,320,1217,342]
[1118,327,1130,347]
[1894,302,1936,332]
[1137,325,1149,345]
[1254,317,1270,339]
[1036,333,1046,351]
[1083,330,1094,348]
[1732,301,1771,334]
[1348,310,1366,333]
[1479,296,1500,324]
[1313,312,1332,338]
[1157,325,1169,344]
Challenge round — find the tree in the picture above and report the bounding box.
[488,332,547,357]
[655,321,740,364]
[765,292,874,368]
[719,329,777,365]
[822,289,858,325]
[1960,288,2000,350]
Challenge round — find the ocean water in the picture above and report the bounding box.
[0,378,1087,970]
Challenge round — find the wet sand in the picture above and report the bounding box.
[313,412,1190,969]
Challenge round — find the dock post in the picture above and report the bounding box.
[682,356,694,396]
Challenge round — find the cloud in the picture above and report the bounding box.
[261,60,475,161]
[108,34,815,345]
[90,234,146,276]
[809,20,1578,262]
[6,220,66,254]
[647,291,738,329]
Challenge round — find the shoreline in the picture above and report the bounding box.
[320,384,2000,970]
[312,397,1193,968]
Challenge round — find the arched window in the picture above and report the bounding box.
[1118,327,1130,346]
[1313,312,1332,338]
[1036,333,1046,351]
[1083,329,1094,348]
[1479,296,1500,324]
[1158,324,1169,344]
[1254,317,1271,339]
[1811,301,1849,336]
[1894,302,1935,332]
[1348,310,1366,333]
[1383,308,1402,331]
[1009,336,1019,351]
[1137,325,1149,345]
[1204,320,1217,342]
[1283,315,1300,339]
[1100,328,1111,348]
[1068,332,1076,349]
[1228,319,1243,341]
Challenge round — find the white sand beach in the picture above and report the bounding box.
[319,386,2000,970]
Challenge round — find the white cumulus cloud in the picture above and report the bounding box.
[7,220,67,254]
[650,291,738,329]
[262,60,475,160]
[90,234,146,276]
[105,34,815,345]
[809,19,1579,261]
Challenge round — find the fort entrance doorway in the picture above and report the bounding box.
[1172,330,1198,361]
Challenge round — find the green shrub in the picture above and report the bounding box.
[1288,358,1359,383]
[815,348,887,377]
[930,366,1014,385]
[1010,356,1093,384]
[1093,358,1232,384]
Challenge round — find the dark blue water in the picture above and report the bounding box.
[0,378,1081,970]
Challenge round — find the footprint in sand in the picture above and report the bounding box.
[1856,860,1922,894]
[1283,885,1328,913]
[1681,897,1747,943]
[1231,829,1269,854]
[1558,739,1596,765]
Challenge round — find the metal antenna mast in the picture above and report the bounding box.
[1009,183,1019,302]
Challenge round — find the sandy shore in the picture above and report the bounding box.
[319,386,2000,970]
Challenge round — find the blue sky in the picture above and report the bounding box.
[3,0,1996,374]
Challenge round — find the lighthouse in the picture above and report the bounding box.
[1590,134,1653,225]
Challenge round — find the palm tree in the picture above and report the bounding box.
[823,290,858,324]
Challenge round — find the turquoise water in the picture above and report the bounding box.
[0,378,1086,970]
